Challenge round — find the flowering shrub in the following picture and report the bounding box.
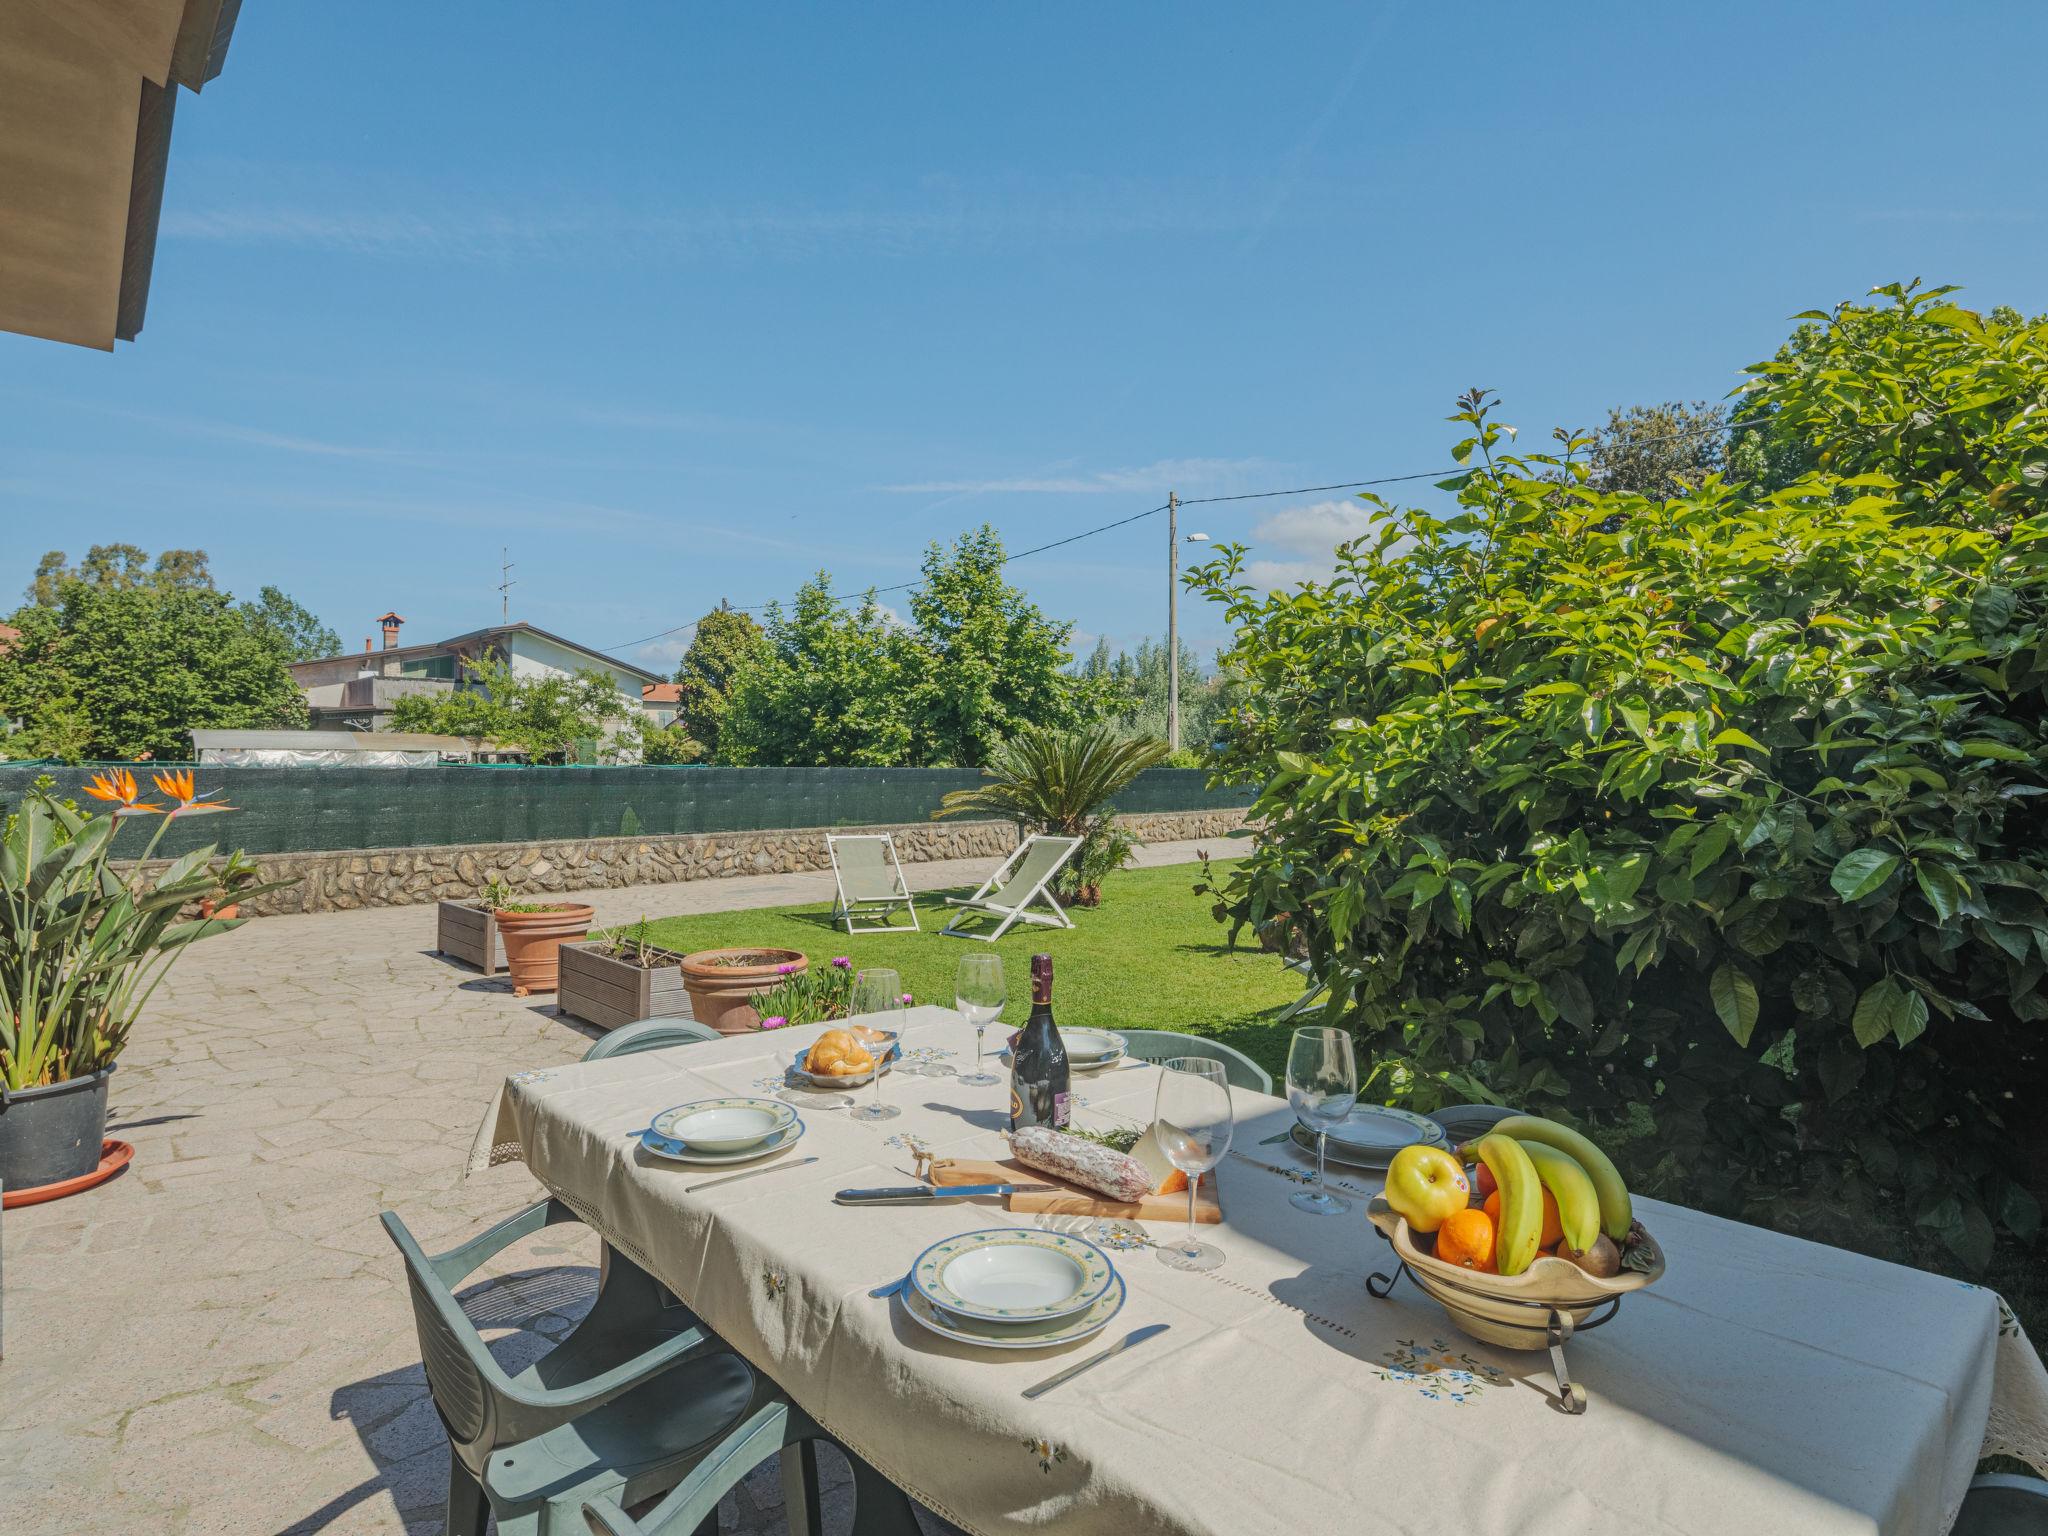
[750,958,855,1028]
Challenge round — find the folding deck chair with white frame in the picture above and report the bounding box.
[940,833,1082,942]
[827,833,921,934]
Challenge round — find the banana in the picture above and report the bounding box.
[1517,1140,1602,1254]
[1491,1114,1632,1241]
[1467,1133,1543,1276]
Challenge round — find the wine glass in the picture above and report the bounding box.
[954,953,1005,1087]
[1153,1057,1233,1271]
[1285,1027,1358,1215]
[849,969,902,1123]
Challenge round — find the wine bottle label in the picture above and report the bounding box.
[1052,1090,1071,1128]
[1008,1086,1024,1127]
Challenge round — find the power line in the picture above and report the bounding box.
[603,408,1768,653]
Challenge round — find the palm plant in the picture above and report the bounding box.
[936,725,1171,905]
[0,771,273,1089]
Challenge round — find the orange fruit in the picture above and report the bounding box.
[1483,1188,1564,1249]
[1434,1208,1498,1272]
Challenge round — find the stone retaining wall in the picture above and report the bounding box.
[161,807,1250,916]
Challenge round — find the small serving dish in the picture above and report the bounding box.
[651,1097,796,1153]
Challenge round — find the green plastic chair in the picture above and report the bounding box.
[583,1019,722,1060]
[383,1200,731,1536]
[1954,1474,2048,1534]
[1116,1028,1273,1094]
[581,1402,924,1536]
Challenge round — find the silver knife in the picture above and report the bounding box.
[834,1183,1057,1205]
[1021,1324,1170,1399]
[687,1156,819,1193]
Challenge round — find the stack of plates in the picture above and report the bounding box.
[1290,1105,1449,1169]
[901,1229,1126,1350]
[638,1098,805,1166]
[1062,1029,1127,1073]
[998,1028,1127,1074]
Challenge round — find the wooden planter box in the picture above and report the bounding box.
[435,900,502,976]
[557,940,693,1032]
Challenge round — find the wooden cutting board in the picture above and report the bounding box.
[927,1156,1221,1224]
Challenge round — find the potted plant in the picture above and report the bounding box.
[434,877,508,976]
[0,770,280,1199]
[485,885,596,998]
[558,919,691,1032]
[680,947,809,1034]
[934,723,1171,908]
[748,954,855,1029]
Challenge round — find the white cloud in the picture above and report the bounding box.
[633,633,694,667]
[1239,498,1399,591]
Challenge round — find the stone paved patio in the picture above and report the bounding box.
[0,838,1229,1536]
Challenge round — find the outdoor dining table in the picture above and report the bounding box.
[468,1006,2048,1536]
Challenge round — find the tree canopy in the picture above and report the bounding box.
[386,655,634,763]
[674,603,768,758]
[237,585,342,662]
[1189,282,2048,1276]
[26,544,214,605]
[718,526,1104,766]
[0,583,306,759]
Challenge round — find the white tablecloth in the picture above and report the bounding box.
[468,1008,2048,1535]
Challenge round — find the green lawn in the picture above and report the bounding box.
[627,861,1303,1077]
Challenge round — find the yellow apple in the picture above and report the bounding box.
[1382,1144,1470,1233]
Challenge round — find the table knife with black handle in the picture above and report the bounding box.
[834,1183,1057,1205]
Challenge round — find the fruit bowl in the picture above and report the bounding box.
[1366,1196,1665,1352]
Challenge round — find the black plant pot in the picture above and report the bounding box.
[0,1066,113,1193]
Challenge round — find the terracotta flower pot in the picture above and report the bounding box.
[681,947,808,1035]
[198,898,239,920]
[492,904,596,996]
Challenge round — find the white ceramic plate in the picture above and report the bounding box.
[901,1272,1127,1352]
[910,1228,1114,1325]
[652,1097,796,1153]
[1061,1028,1126,1063]
[1320,1104,1448,1154]
[997,1044,1127,1075]
[639,1117,806,1166]
[1290,1113,1446,1170]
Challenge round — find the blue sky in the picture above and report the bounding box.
[5,2,2046,669]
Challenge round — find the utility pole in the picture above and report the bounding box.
[498,548,516,623]
[1166,490,1180,752]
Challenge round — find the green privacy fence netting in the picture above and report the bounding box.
[0,765,1251,858]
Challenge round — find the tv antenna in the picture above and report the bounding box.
[498,547,516,622]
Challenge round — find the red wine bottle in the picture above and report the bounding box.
[1008,954,1071,1132]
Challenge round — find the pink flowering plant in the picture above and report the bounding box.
[748,957,856,1028]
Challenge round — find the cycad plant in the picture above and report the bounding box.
[937,725,1171,905]
[1,771,272,1089]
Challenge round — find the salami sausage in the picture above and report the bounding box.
[1008,1127,1153,1202]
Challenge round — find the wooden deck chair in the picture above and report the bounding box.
[941,834,1082,942]
[827,833,920,934]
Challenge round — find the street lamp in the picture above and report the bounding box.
[1166,495,1210,752]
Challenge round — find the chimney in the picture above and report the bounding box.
[378,611,404,650]
[363,638,372,655]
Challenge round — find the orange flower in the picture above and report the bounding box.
[83,769,164,816]
[152,769,196,803]
[153,767,232,816]
[83,769,140,805]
